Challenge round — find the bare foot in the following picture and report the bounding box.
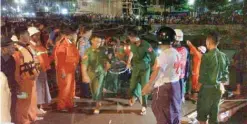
[233,91,241,95]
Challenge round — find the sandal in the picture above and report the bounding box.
[140,107,147,115]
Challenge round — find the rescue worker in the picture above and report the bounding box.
[28,27,51,114]
[1,36,19,123]
[186,40,207,99]
[81,36,110,114]
[127,27,157,115]
[142,26,182,124]
[172,29,189,102]
[197,32,229,124]
[13,27,42,124]
[51,26,80,111]
[232,42,247,95]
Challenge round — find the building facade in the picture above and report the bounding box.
[77,0,123,16]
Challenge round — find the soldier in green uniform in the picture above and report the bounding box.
[104,37,120,95]
[81,36,110,114]
[127,28,157,115]
[197,32,230,124]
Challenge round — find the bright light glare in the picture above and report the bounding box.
[31,13,35,16]
[136,15,140,19]
[11,7,16,11]
[17,6,20,12]
[24,12,30,16]
[20,0,26,4]
[61,8,68,15]
[2,7,7,11]
[56,4,60,7]
[73,4,76,7]
[14,0,19,3]
[44,6,49,11]
[188,0,195,5]
[228,0,231,2]
[157,49,162,54]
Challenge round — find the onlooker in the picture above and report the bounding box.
[232,42,247,95]
[1,36,19,123]
[142,26,182,124]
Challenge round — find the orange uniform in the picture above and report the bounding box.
[188,43,202,92]
[13,43,40,124]
[52,37,79,110]
[30,41,51,72]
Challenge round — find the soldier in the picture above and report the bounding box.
[104,37,121,94]
[81,36,110,114]
[197,32,229,124]
[1,36,19,123]
[142,26,182,124]
[127,27,157,115]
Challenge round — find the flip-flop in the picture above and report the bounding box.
[140,107,147,116]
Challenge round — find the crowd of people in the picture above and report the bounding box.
[1,15,246,124]
[147,12,244,25]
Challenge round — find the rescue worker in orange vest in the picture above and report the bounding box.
[28,27,52,115]
[51,26,80,111]
[13,27,42,124]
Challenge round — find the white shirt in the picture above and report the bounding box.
[0,71,12,123]
[154,48,181,88]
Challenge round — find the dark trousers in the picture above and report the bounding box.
[11,91,17,123]
[152,81,182,124]
[80,83,91,97]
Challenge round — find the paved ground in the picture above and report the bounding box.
[225,105,247,124]
[35,98,196,124]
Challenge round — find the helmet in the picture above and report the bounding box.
[174,29,183,42]
[198,46,207,54]
[156,26,176,45]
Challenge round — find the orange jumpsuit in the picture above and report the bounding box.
[51,37,79,110]
[13,43,40,124]
[188,43,202,92]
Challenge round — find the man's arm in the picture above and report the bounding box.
[142,58,160,95]
[81,49,90,83]
[127,52,133,69]
[199,55,207,84]
[220,54,230,83]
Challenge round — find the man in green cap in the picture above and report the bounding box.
[127,28,157,115]
[197,32,230,124]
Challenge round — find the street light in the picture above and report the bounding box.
[44,6,49,12]
[188,0,195,5]
[20,0,26,4]
[61,8,68,15]
[2,7,7,11]
[17,6,21,12]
